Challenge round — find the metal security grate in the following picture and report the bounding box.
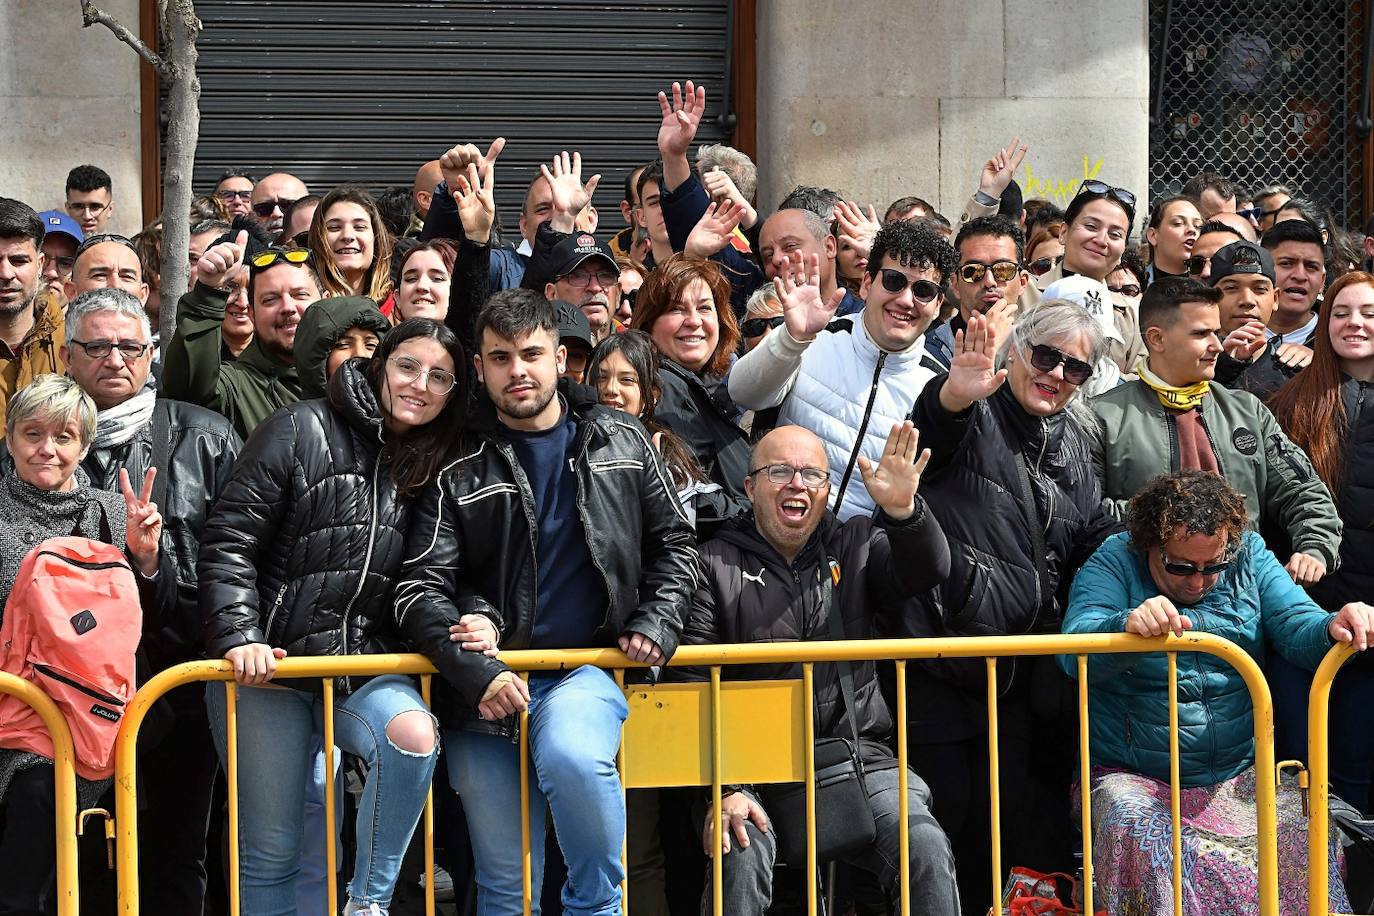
[162,1,733,232]
[1149,0,1369,228]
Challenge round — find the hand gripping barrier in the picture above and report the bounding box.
[0,671,81,916]
[111,632,1286,916]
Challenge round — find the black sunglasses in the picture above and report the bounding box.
[251,197,300,218]
[1108,283,1142,298]
[1184,254,1210,277]
[1026,256,1057,277]
[741,316,785,337]
[1161,547,1233,578]
[878,269,942,303]
[1027,344,1094,385]
[1074,180,1137,221]
[620,287,639,313]
[958,260,1020,284]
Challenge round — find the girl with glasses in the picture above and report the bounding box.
[200,319,465,916]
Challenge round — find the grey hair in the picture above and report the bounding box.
[995,298,1108,418]
[744,283,781,320]
[767,207,829,244]
[1254,184,1292,201]
[695,144,758,203]
[5,374,98,447]
[64,288,152,350]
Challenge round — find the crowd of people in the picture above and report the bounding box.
[1,76,1374,916]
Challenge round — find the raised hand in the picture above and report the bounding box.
[774,252,843,342]
[833,201,881,259]
[454,161,496,245]
[1222,319,1267,362]
[539,151,601,232]
[939,313,1008,413]
[978,136,1029,197]
[439,137,505,190]
[657,80,707,161]
[857,421,932,520]
[701,168,758,227]
[1276,342,1314,370]
[120,466,162,577]
[685,198,745,258]
[196,230,247,290]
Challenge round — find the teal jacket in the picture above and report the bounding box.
[1058,531,1335,787]
[1087,378,1342,569]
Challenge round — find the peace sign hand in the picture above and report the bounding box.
[857,421,932,520]
[120,467,162,577]
[774,252,844,342]
[978,136,1028,197]
[939,313,1008,413]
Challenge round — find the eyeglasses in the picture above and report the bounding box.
[1074,180,1137,220]
[561,267,618,289]
[249,247,312,271]
[1108,283,1141,298]
[290,231,311,249]
[69,338,150,361]
[1160,547,1234,578]
[252,197,300,218]
[958,260,1021,284]
[1026,256,1057,277]
[741,316,785,337]
[67,202,109,215]
[217,189,253,202]
[1184,254,1210,276]
[749,464,830,488]
[1027,343,1094,385]
[45,255,76,274]
[878,269,942,303]
[387,355,457,395]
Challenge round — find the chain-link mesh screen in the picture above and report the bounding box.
[1149,0,1369,228]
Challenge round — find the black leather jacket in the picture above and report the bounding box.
[198,360,411,688]
[80,397,242,670]
[394,391,699,733]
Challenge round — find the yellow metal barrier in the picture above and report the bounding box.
[1306,641,1359,916]
[112,632,1284,916]
[0,671,82,916]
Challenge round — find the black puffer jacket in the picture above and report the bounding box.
[394,390,699,732]
[1310,377,1374,614]
[904,378,1118,736]
[81,397,242,670]
[654,358,752,525]
[680,505,950,763]
[198,359,410,683]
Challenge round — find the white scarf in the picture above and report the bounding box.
[92,386,157,449]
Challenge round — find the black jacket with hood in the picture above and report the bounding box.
[680,504,950,764]
[198,358,411,691]
[294,297,391,399]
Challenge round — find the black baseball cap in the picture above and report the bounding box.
[1209,240,1275,286]
[552,299,594,349]
[548,233,619,282]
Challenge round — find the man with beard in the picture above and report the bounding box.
[926,215,1030,368]
[395,288,696,915]
[162,231,319,437]
[0,198,64,431]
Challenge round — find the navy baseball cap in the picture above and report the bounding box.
[37,210,84,247]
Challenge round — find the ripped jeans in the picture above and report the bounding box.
[206,674,438,915]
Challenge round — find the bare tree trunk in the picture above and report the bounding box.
[81,0,201,345]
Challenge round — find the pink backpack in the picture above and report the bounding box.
[0,531,142,780]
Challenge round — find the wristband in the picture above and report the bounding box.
[973,189,1000,208]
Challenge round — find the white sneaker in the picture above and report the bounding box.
[419,864,457,902]
[342,900,386,916]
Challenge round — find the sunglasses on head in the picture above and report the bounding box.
[1074,180,1137,221]
[1027,344,1094,385]
[878,269,942,303]
[1109,283,1142,298]
[741,315,785,337]
[958,260,1020,284]
[1026,256,1057,277]
[251,197,300,218]
[1161,547,1234,578]
[249,247,312,271]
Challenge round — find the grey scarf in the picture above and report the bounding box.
[91,385,157,450]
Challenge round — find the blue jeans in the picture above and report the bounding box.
[206,675,438,914]
[296,738,343,916]
[446,666,629,916]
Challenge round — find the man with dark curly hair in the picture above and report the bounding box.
[1059,469,1373,913]
[729,219,955,519]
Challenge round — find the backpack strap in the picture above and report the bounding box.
[71,500,114,545]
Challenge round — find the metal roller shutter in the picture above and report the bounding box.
[166,0,733,230]
[1148,0,1370,227]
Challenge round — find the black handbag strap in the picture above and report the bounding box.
[818,559,864,755]
[1012,450,1051,618]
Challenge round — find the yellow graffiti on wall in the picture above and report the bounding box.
[1022,156,1106,205]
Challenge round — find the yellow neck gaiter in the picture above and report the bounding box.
[1137,361,1210,411]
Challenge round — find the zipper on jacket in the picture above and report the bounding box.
[832,352,887,512]
[336,462,382,694]
[263,583,288,640]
